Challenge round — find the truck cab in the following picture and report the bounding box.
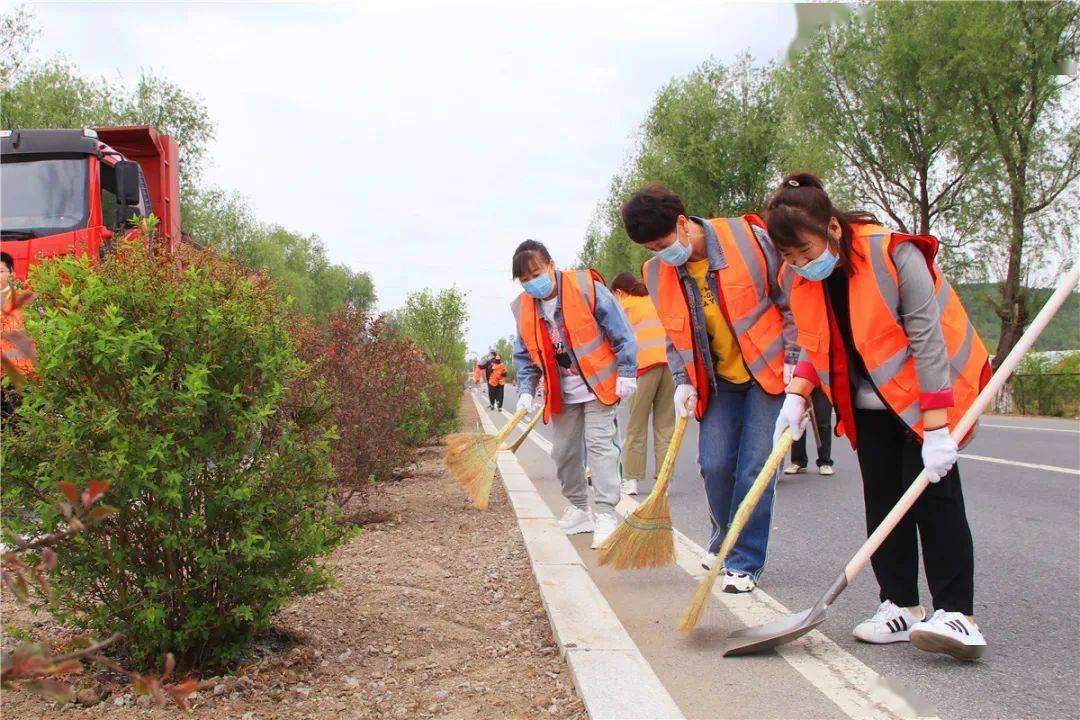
[0,126,181,281]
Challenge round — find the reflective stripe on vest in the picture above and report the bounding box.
[784,224,990,443]
[617,294,668,371]
[711,216,786,394]
[510,269,620,419]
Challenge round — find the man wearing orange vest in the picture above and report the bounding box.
[768,173,990,660]
[611,272,676,496]
[510,240,638,549]
[1,255,37,423]
[621,184,799,594]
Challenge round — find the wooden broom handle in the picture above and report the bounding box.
[649,415,690,498]
[843,264,1080,581]
[495,406,530,442]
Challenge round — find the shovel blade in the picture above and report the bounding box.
[723,604,828,657]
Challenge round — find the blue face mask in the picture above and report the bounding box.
[522,271,554,299]
[791,245,838,281]
[654,232,692,266]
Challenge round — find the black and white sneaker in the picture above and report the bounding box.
[720,570,756,593]
[853,600,923,644]
[910,610,986,661]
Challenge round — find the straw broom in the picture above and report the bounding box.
[445,406,529,511]
[677,426,796,633]
[597,415,689,569]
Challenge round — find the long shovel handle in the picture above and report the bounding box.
[835,264,1080,595]
[647,415,690,499]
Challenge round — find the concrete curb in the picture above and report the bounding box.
[469,391,684,720]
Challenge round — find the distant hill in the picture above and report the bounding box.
[955,283,1079,353]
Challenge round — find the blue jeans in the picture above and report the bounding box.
[698,378,783,579]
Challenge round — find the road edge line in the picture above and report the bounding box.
[470,391,684,720]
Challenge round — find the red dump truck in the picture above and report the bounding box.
[0,126,181,281]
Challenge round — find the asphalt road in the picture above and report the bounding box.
[492,385,1080,720]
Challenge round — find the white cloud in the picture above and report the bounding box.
[22,0,795,357]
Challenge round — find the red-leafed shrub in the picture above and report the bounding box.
[299,306,436,512]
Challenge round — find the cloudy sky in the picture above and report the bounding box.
[23,1,796,357]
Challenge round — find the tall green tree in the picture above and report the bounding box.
[941,1,1079,366]
[395,287,470,370]
[580,55,790,280]
[779,3,983,261]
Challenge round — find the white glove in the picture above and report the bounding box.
[784,363,795,385]
[921,427,958,483]
[773,393,809,445]
[518,393,539,414]
[616,376,637,400]
[673,384,697,419]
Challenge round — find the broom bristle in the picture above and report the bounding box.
[597,493,674,569]
[444,433,501,510]
[677,563,722,633]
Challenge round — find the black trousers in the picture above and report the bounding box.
[790,388,833,467]
[488,384,504,408]
[854,408,974,615]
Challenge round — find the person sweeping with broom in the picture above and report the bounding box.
[767,172,991,660]
[621,184,799,593]
[510,240,638,549]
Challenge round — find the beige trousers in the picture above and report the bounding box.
[623,364,676,481]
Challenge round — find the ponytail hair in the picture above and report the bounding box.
[610,272,649,297]
[765,172,877,270]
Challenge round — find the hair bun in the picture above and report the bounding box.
[779,172,824,192]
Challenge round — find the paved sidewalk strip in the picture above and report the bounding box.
[471,392,684,720]
[498,404,939,720]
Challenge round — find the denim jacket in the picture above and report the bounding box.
[667,217,799,393]
[514,271,637,397]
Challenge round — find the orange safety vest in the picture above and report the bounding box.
[488,362,507,386]
[473,365,483,384]
[511,269,620,422]
[643,215,787,419]
[783,223,990,443]
[617,294,668,374]
[1,291,37,382]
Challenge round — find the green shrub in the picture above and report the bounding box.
[1,240,342,670]
[1012,351,1080,417]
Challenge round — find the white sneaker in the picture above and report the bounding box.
[910,610,986,661]
[818,464,835,476]
[621,478,640,495]
[721,570,756,593]
[701,552,718,571]
[853,600,924,644]
[783,463,806,475]
[557,506,594,535]
[590,512,620,549]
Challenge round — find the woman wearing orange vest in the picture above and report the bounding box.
[621,184,799,594]
[611,272,676,496]
[511,240,638,549]
[768,173,991,661]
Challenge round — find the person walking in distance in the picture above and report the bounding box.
[488,353,507,411]
[621,184,799,593]
[611,272,676,496]
[511,240,638,549]
[479,350,499,409]
[784,387,835,476]
[768,173,991,660]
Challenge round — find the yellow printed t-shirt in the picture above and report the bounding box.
[685,259,751,384]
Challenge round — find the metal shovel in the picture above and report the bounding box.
[724,263,1080,657]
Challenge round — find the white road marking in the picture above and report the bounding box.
[959,453,1079,476]
[980,422,1080,434]
[493,405,937,720]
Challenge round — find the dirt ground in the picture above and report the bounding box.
[1,394,586,720]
